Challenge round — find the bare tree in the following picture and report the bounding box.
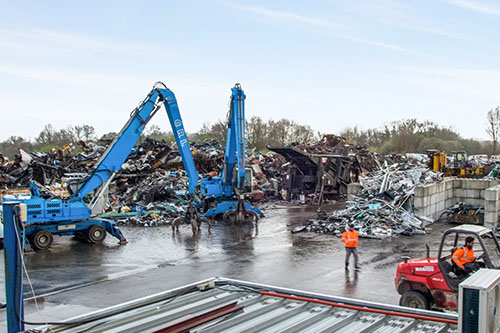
[486,107,500,155]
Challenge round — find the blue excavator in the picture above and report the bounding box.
[7,82,261,250]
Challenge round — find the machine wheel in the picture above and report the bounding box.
[30,230,53,250]
[399,291,430,310]
[86,225,107,244]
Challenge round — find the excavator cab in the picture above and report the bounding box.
[449,150,485,178]
[451,150,467,169]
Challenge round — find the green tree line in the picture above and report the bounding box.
[0,117,494,159]
[340,119,490,155]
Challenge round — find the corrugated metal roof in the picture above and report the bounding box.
[37,277,458,333]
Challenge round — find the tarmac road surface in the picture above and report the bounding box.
[0,202,451,329]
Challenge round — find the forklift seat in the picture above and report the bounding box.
[441,260,453,276]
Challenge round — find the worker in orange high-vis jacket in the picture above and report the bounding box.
[452,236,484,277]
[342,224,359,270]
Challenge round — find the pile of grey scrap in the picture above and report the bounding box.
[293,161,440,238]
[295,197,431,238]
[360,164,442,196]
[440,201,484,225]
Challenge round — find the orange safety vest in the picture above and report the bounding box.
[342,230,359,248]
[452,246,475,267]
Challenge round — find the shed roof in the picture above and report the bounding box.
[38,277,458,333]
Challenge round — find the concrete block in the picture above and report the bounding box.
[446,190,454,199]
[484,212,497,228]
[461,180,472,189]
[453,179,462,188]
[464,189,480,199]
[480,190,485,199]
[485,188,500,201]
[426,184,435,196]
[445,198,455,208]
[425,206,434,217]
[454,189,464,198]
[415,186,425,197]
[470,198,484,206]
[413,197,424,209]
[465,180,489,190]
[445,180,454,190]
[432,203,440,215]
[485,200,500,212]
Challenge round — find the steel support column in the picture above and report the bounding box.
[3,202,25,333]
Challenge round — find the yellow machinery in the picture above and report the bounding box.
[448,150,484,178]
[426,150,485,178]
[426,149,448,172]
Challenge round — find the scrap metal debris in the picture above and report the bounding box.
[0,138,279,227]
[440,202,484,225]
[1,133,456,238]
[294,160,442,238]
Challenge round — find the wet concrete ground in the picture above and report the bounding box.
[0,202,452,328]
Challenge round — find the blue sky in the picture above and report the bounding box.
[1,0,500,142]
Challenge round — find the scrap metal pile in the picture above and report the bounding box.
[295,159,442,238]
[439,202,484,225]
[0,138,286,226]
[268,134,387,204]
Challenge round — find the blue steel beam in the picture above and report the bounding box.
[3,202,25,333]
[158,89,199,194]
[75,84,199,198]
[221,84,246,197]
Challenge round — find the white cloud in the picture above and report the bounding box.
[0,28,180,58]
[392,66,500,101]
[347,1,468,40]
[226,4,340,29]
[225,3,423,55]
[442,0,500,16]
[0,64,152,93]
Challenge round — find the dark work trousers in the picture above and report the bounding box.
[345,247,359,267]
[455,261,485,278]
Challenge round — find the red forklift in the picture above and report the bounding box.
[395,224,500,310]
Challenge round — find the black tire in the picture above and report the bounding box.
[86,225,107,244]
[30,230,53,250]
[399,291,430,310]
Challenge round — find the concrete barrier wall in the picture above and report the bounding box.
[413,178,500,227]
[349,178,500,228]
[414,179,453,221]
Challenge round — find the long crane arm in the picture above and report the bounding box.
[75,82,199,199]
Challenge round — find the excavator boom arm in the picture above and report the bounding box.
[75,83,199,199]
